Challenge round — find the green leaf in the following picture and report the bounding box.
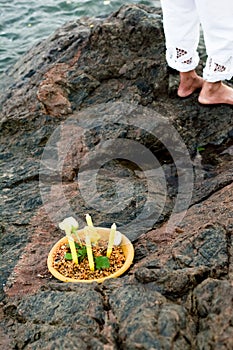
[197,146,205,152]
[77,246,87,261]
[64,252,73,260]
[95,256,110,270]
[64,245,87,262]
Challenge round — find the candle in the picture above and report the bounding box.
[85,213,93,226]
[59,217,79,264]
[67,235,78,264]
[107,223,116,258]
[85,227,95,271]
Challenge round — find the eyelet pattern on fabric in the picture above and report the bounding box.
[208,58,227,72]
[166,47,199,72]
[204,56,233,82]
[176,48,193,65]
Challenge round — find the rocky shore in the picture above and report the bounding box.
[0,4,233,349]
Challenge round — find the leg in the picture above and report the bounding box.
[195,0,233,104]
[161,0,203,97]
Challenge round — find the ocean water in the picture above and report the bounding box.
[0,0,160,76]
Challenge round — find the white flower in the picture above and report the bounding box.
[84,226,100,244]
[114,231,122,246]
[59,217,79,234]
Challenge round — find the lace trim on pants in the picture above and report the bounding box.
[203,56,233,82]
[166,47,199,72]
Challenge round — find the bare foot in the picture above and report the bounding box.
[178,70,204,98]
[198,81,233,105]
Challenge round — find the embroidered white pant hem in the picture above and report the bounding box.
[161,0,233,82]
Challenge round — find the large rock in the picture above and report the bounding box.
[0,4,233,349]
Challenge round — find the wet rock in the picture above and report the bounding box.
[2,284,106,350]
[190,278,233,349]
[0,3,233,349]
[107,281,196,349]
[134,223,228,300]
[134,266,210,298]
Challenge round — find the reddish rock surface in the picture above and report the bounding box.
[0,4,233,350]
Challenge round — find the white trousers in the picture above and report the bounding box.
[160,0,233,82]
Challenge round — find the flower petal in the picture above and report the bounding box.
[114,231,122,246]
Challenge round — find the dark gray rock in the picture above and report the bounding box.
[107,281,196,349]
[0,4,233,350]
[190,278,233,349]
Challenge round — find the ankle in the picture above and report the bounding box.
[180,70,198,80]
[177,70,203,98]
[202,81,222,93]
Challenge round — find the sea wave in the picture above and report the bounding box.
[0,0,159,75]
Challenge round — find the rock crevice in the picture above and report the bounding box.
[0,4,233,349]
